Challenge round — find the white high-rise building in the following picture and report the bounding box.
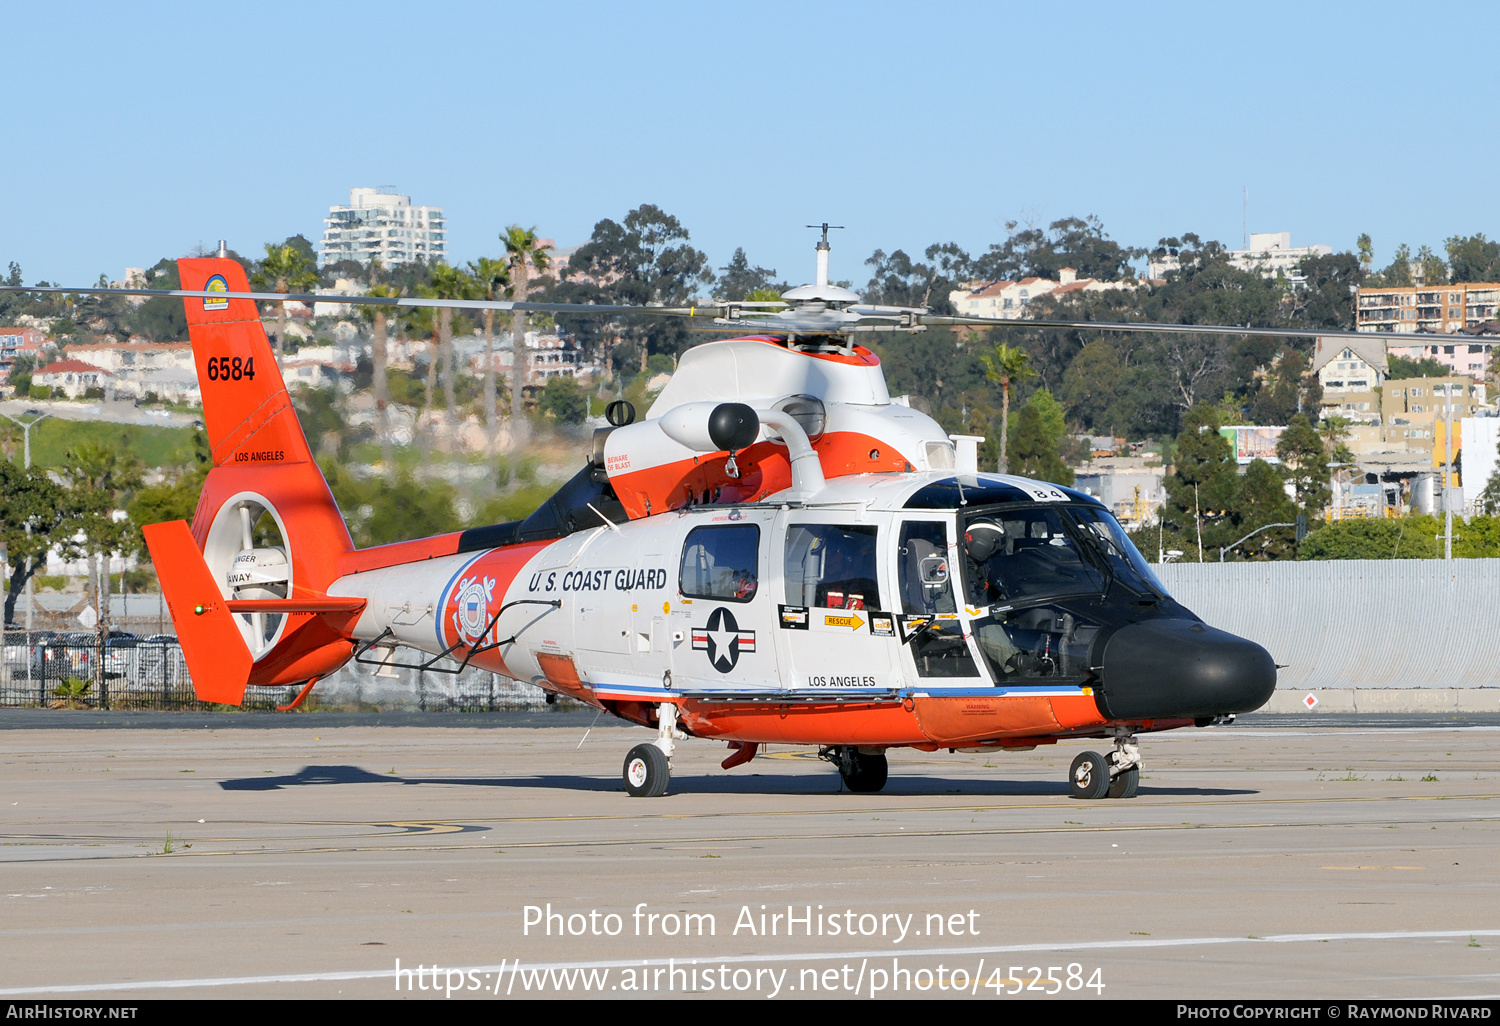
[320,187,446,268]
[1148,232,1333,284]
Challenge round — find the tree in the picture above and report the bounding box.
[127,433,209,553]
[360,262,399,467]
[1388,355,1448,378]
[979,341,1036,472]
[1225,459,1298,560]
[716,248,780,300]
[250,242,320,363]
[62,441,143,633]
[862,243,971,312]
[1058,339,1135,436]
[1161,404,1241,561]
[543,205,713,371]
[0,461,85,625]
[426,263,479,417]
[972,216,1139,283]
[468,257,510,437]
[1445,234,1500,283]
[1415,245,1447,286]
[1381,243,1413,287]
[501,226,553,435]
[1299,516,1441,560]
[1357,233,1374,275]
[540,375,587,424]
[1291,252,1362,329]
[1276,414,1329,514]
[1007,391,1074,486]
[1248,348,1316,425]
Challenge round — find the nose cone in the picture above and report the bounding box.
[1095,618,1276,721]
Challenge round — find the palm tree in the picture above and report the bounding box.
[980,341,1037,473]
[501,226,552,438]
[360,260,399,468]
[250,244,319,364]
[425,263,480,418]
[468,257,510,438]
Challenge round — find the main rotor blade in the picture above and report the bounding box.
[923,314,1412,344]
[0,284,721,317]
[3,283,1458,344]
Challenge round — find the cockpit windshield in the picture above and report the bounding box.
[957,502,1168,684]
[960,503,1166,610]
[958,506,1105,609]
[1066,505,1169,598]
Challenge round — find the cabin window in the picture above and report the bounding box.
[784,524,880,610]
[680,525,759,603]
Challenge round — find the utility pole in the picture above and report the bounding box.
[0,410,50,639]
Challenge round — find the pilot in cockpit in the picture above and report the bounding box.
[962,519,1021,675]
[962,520,1008,605]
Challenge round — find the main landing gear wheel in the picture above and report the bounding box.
[1069,751,1110,800]
[624,744,670,798]
[832,747,888,793]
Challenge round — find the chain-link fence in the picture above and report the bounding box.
[0,630,292,709]
[0,629,556,712]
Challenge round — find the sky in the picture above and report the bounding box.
[5,0,1499,288]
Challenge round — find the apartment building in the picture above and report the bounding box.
[1382,375,1484,453]
[320,187,446,268]
[1386,336,1496,379]
[1355,282,1500,334]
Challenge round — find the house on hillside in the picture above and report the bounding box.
[0,326,46,384]
[32,359,112,398]
[1312,334,1387,425]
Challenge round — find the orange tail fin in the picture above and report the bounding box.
[146,259,359,694]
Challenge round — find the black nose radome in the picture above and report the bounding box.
[1095,618,1276,721]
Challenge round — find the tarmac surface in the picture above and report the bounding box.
[1,709,1498,1000]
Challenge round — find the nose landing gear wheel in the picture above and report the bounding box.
[1108,764,1140,799]
[1069,751,1110,800]
[624,743,670,798]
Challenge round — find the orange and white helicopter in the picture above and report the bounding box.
[14,227,1372,799]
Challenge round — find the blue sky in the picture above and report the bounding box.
[6,1,1499,288]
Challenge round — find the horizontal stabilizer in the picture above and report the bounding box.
[225,597,367,614]
[143,520,252,706]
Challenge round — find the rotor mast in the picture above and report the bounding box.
[807,223,843,289]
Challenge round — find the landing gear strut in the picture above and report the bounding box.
[1069,734,1141,800]
[1107,734,1140,799]
[821,746,889,793]
[623,702,682,798]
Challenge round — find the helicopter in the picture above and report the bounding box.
[8,225,1390,799]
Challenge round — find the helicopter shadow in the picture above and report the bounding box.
[219,764,1256,798]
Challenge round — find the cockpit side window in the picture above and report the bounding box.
[897,521,955,615]
[897,520,978,678]
[680,525,760,602]
[783,524,880,610]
